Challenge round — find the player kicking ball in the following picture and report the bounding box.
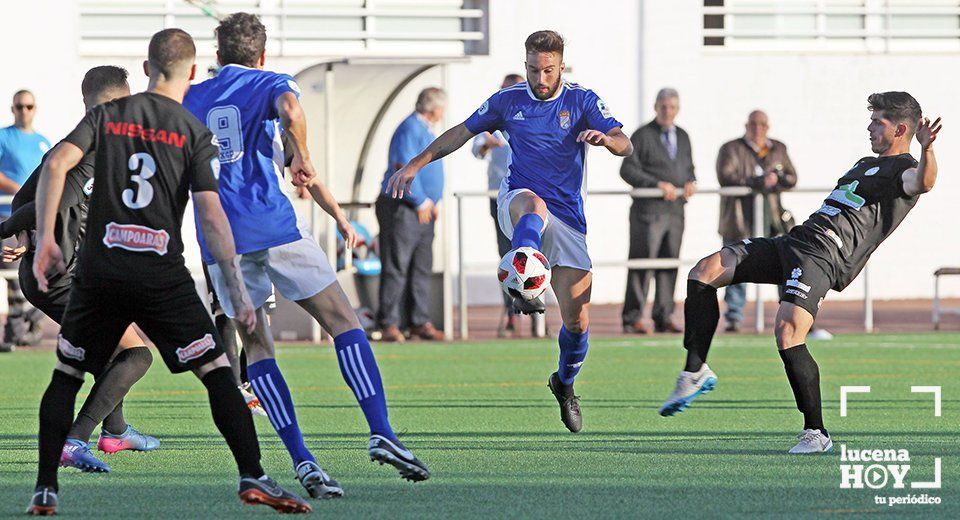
[658,92,941,454]
[27,29,309,515]
[388,30,633,433]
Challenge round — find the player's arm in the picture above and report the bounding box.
[576,126,633,157]
[387,123,475,198]
[902,117,942,196]
[275,92,315,187]
[33,142,83,290]
[193,191,256,333]
[303,176,358,248]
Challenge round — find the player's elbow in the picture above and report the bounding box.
[617,140,634,157]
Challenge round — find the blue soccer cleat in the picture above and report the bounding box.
[659,364,718,417]
[60,438,111,473]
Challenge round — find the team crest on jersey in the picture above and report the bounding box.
[57,335,85,361]
[103,222,170,256]
[176,334,216,363]
[558,110,571,130]
[864,166,880,176]
[83,178,94,196]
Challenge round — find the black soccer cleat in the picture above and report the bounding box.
[296,460,343,499]
[26,486,57,516]
[368,434,430,482]
[238,475,311,514]
[548,372,582,433]
[511,295,545,315]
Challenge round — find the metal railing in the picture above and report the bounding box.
[452,186,874,339]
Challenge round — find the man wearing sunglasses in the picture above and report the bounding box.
[0,90,50,353]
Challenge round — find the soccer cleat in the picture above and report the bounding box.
[60,438,110,473]
[97,425,160,454]
[239,383,267,417]
[238,475,311,514]
[511,295,545,315]
[296,460,344,499]
[547,372,582,433]
[368,434,430,482]
[658,364,718,417]
[26,486,57,516]
[789,429,833,454]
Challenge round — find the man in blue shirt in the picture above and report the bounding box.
[375,87,447,342]
[185,12,429,496]
[386,31,633,433]
[0,89,51,352]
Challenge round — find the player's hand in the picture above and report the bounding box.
[484,132,504,148]
[295,185,310,200]
[916,116,942,150]
[658,181,678,201]
[32,236,66,293]
[234,300,257,335]
[2,231,29,262]
[338,218,359,249]
[417,199,435,224]
[290,154,317,187]
[684,181,697,199]
[387,164,419,199]
[576,129,608,147]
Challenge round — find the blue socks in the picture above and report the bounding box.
[247,359,315,467]
[334,328,397,442]
[512,213,544,250]
[558,326,589,385]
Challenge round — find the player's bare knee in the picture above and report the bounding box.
[193,353,230,379]
[689,253,720,283]
[774,320,803,349]
[511,192,547,220]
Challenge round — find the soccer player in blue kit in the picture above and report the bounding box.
[388,30,633,433]
[185,13,429,495]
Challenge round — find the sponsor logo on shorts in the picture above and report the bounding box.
[785,288,808,299]
[57,335,85,361]
[103,222,169,256]
[83,178,94,196]
[175,334,216,363]
[787,267,812,293]
[559,110,571,130]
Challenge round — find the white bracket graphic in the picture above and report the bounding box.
[840,386,871,417]
[911,386,942,417]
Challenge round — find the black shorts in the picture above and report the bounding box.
[19,258,72,323]
[723,235,834,318]
[56,274,224,374]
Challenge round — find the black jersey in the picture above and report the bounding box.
[62,92,220,282]
[795,153,919,291]
[3,147,95,274]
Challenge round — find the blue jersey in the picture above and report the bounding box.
[184,64,304,263]
[464,81,621,233]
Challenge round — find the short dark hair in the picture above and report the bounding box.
[503,73,524,85]
[12,89,32,101]
[525,30,564,56]
[216,12,266,67]
[81,66,129,100]
[148,28,196,79]
[868,91,922,133]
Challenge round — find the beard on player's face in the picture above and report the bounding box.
[526,52,563,100]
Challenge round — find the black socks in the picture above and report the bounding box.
[69,346,153,442]
[683,280,719,372]
[37,370,85,490]
[779,344,827,437]
[201,367,264,478]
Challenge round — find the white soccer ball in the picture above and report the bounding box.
[497,247,551,301]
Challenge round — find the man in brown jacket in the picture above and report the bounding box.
[716,110,797,332]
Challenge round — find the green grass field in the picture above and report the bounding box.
[1,333,957,518]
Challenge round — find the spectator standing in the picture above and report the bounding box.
[619,88,695,334]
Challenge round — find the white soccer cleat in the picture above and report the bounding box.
[789,429,833,454]
[658,364,718,416]
[239,383,267,417]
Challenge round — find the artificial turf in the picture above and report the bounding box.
[1,333,957,518]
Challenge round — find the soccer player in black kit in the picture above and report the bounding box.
[658,92,941,454]
[27,29,310,515]
[2,66,162,474]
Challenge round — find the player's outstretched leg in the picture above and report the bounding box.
[196,361,311,513]
[240,309,344,499]
[775,303,832,454]
[660,251,735,417]
[548,267,592,432]
[506,191,548,315]
[298,284,430,482]
[29,367,85,516]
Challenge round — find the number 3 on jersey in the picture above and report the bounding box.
[207,105,243,163]
[123,152,155,209]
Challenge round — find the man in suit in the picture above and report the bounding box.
[620,88,695,334]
